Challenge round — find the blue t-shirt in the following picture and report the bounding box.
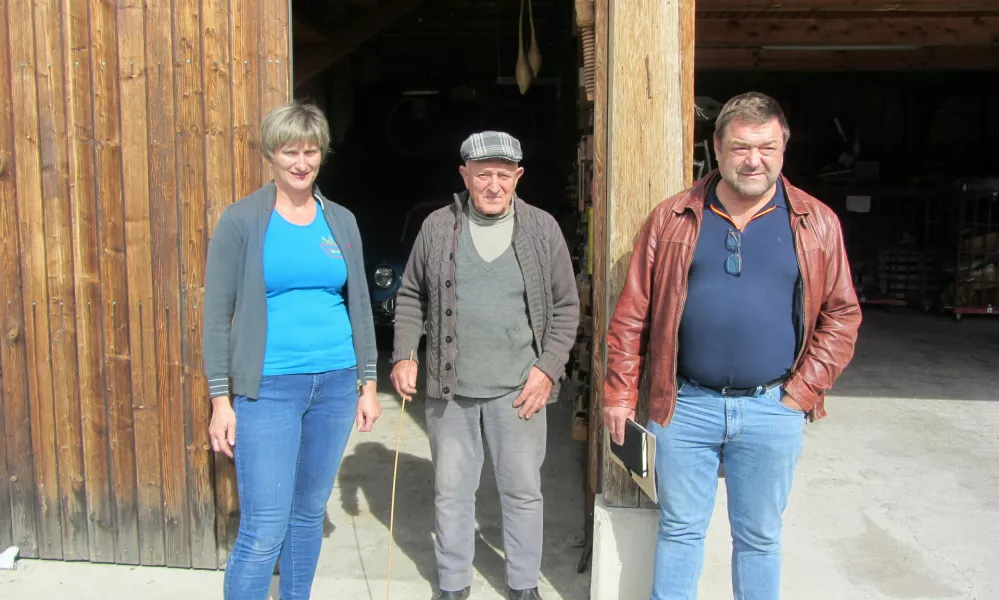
[262,203,356,375]
[677,181,801,389]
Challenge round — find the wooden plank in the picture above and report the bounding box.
[0,364,11,550]
[695,45,999,70]
[0,2,21,552]
[259,0,291,177]
[203,0,235,232]
[212,0,260,563]
[0,0,39,560]
[8,0,64,560]
[589,0,608,502]
[696,0,999,11]
[116,0,166,567]
[697,14,999,47]
[600,0,692,508]
[185,0,233,570]
[145,0,190,568]
[293,0,431,87]
[34,0,89,561]
[175,0,215,568]
[681,0,695,185]
[232,0,261,197]
[64,0,116,564]
[92,0,141,565]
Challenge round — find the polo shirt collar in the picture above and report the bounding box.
[706,178,787,214]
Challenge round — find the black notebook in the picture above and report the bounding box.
[609,419,649,478]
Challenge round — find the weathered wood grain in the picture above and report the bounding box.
[231,0,261,199]
[258,0,290,176]
[9,0,64,560]
[145,0,190,568]
[64,0,117,564]
[35,0,89,561]
[600,0,692,508]
[174,0,214,568]
[0,0,40,560]
[589,0,608,503]
[116,0,167,566]
[92,0,141,564]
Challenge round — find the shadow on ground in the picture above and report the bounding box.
[330,351,589,599]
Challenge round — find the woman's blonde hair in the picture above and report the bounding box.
[260,100,332,161]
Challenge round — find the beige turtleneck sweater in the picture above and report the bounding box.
[464,197,515,262]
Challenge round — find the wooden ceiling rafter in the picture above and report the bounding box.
[697,13,999,47]
[697,45,999,70]
[695,0,999,11]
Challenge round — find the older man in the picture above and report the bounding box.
[603,92,861,600]
[391,131,579,600]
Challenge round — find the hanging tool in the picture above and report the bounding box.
[527,0,542,77]
[516,0,533,94]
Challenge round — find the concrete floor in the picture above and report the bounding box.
[3,310,998,599]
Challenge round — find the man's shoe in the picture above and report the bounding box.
[508,587,542,600]
[432,587,471,600]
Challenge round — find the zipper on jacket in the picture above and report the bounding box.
[791,215,809,370]
[668,207,700,426]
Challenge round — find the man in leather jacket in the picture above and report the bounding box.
[602,92,861,600]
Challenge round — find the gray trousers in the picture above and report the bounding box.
[426,391,547,591]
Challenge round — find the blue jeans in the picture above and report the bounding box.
[647,378,804,600]
[224,368,358,600]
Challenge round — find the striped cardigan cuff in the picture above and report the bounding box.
[208,378,230,399]
[363,360,378,382]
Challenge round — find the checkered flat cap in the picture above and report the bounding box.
[460,131,523,163]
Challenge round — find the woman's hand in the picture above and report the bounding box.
[356,381,381,432]
[209,396,236,458]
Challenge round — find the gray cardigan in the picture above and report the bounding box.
[392,191,580,402]
[202,182,378,399]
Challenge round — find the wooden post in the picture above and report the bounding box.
[593,0,696,508]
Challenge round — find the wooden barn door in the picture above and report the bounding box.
[0,0,290,568]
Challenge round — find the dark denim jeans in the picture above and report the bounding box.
[224,368,358,600]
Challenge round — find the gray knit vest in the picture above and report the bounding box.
[454,213,538,398]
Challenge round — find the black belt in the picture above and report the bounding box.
[680,376,785,397]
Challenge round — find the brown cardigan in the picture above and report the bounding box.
[392,191,580,402]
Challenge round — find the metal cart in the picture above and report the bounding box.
[952,183,999,321]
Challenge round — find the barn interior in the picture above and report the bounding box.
[292,0,580,279]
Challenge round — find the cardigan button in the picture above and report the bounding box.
[446,309,453,316]
[449,252,454,260]
[446,336,453,343]
[445,280,452,288]
[445,363,452,371]
[443,387,451,395]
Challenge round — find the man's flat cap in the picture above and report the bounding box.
[460,131,523,163]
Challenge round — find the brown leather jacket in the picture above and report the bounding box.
[603,171,861,426]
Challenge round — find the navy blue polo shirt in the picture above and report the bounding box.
[677,180,801,389]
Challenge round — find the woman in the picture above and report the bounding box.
[202,100,381,599]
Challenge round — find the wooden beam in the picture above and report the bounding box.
[698,14,999,46]
[598,0,695,508]
[293,0,431,88]
[696,45,999,70]
[696,0,999,10]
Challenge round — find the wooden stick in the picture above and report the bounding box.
[386,350,414,600]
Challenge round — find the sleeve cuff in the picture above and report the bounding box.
[207,377,230,399]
